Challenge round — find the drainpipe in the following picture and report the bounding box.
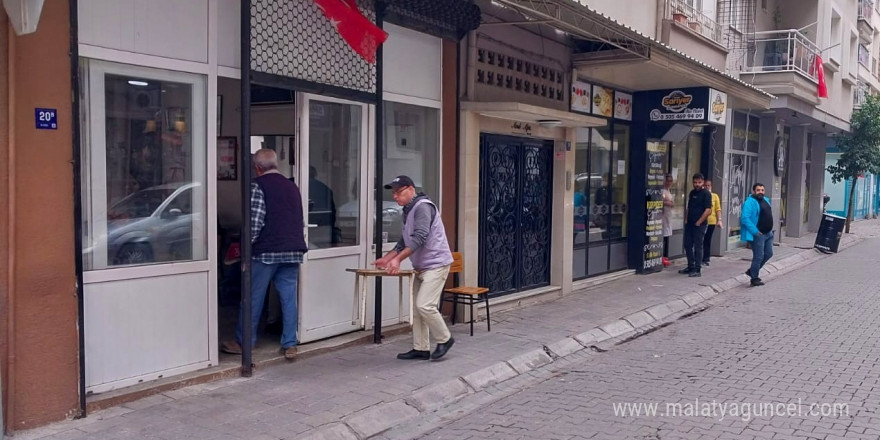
[373,0,384,344]
[5,22,15,437]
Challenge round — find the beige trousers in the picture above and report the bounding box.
[411,265,452,351]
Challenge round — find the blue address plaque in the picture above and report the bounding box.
[35,108,58,130]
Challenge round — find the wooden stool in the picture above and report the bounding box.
[346,269,415,333]
[441,253,490,336]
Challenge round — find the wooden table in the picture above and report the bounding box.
[345,268,416,343]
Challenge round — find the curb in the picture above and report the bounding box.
[304,235,863,439]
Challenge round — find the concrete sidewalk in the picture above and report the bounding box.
[16,222,876,440]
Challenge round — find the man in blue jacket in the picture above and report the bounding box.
[741,183,774,287]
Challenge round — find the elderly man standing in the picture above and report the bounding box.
[221,149,307,359]
[375,176,455,361]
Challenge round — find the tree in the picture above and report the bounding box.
[827,93,880,233]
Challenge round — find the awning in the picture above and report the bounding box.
[462,101,606,127]
[489,0,774,109]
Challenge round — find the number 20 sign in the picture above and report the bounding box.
[35,108,58,130]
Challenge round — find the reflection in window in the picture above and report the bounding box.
[83,70,206,270]
[381,102,440,244]
[590,127,612,243]
[609,125,630,240]
[309,101,361,249]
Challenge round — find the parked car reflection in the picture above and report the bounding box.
[88,182,200,266]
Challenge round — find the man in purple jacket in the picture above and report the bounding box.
[375,176,455,361]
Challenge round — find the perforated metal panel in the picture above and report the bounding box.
[250,0,377,94]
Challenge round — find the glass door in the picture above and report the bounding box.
[80,60,213,393]
[296,94,371,343]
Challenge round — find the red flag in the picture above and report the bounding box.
[816,55,829,98]
[312,0,388,64]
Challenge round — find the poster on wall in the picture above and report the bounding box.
[614,91,633,121]
[592,86,614,117]
[217,137,238,181]
[643,142,668,273]
[571,81,592,114]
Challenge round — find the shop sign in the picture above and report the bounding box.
[639,87,726,125]
[708,89,727,125]
[592,86,614,117]
[35,108,57,130]
[643,142,668,273]
[571,81,592,114]
[615,91,633,121]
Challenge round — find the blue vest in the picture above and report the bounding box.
[252,173,308,255]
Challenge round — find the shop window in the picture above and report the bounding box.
[380,101,440,244]
[81,62,207,270]
[609,124,630,240]
[308,101,362,249]
[589,127,613,244]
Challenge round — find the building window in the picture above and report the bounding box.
[380,101,440,244]
[81,61,207,270]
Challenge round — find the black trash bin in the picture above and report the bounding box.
[814,213,846,253]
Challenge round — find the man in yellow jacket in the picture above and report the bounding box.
[702,179,723,266]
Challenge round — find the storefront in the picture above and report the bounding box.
[570,81,633,278]
[75,0,479,396]
[726,111,761,247]
[630,87,727,272]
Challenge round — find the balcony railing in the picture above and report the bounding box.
[743,30,821,82]
[860,0,875,21]
[666,0,722,45]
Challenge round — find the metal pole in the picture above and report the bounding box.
[69,0,87,420]
[373,1,385,344]
[240,0,254,376]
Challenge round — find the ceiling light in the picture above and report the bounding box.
[128,80,149,87]
[538,119,562,128]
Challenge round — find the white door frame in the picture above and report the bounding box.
[296,93,375,342]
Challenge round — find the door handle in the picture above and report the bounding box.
[307,224,318,228]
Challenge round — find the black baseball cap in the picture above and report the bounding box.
[384,175,415,190]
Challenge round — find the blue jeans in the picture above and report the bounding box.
[236,261,300,349]
[748,231,774,279]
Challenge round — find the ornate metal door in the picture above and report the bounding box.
[479,134,553,297]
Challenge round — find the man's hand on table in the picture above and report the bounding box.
[385,258,402,275]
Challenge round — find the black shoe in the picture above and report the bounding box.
[678,267,693,274]
[702,261,710,267]
[745,269,752,277]
[431,338,455,360]
[397,349,430,360]
[689,271,702,278]
[750,278,765,287]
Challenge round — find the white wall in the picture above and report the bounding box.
[586,0,659,38]
[79,0,210,63]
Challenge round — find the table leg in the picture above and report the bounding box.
[409,274,415,326]
[398,276,404,324]
[352,274,360,325]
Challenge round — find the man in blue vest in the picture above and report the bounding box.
[221,149,307,359]
[741,182,774,287]
[375,176,455,361]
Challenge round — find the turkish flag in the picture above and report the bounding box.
[312,0,388,64]
[816,55,829,98]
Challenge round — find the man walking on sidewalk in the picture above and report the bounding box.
[741,183,774,287]
[702,179,723,267]
[679,173,713,277]
[221,149,308,360]
[375,176,455,361]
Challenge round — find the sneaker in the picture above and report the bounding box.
[750,278,765,287]
[220,340,242,355]
[678,267,693,274]
[397,349,431,360]
[689,271,702,278]
[431,338,455,360]
[282,346,297,360]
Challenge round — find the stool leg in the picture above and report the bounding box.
[484,294,490,332]
[398,276,403,324]
[469,299,474,337]
[352,275,360,326]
